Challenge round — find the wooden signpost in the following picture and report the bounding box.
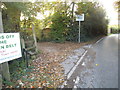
[32,24,38,52]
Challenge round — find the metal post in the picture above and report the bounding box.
[23,49,28,68]
[78,21,81,43]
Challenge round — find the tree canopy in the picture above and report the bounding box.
[2,1,108,42]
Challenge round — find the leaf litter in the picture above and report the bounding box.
[4,42,88,88]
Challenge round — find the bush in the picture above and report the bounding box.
[110,27,119,34]
[50,10,70,42]
[51,2,108,43]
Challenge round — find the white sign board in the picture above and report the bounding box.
[76,14,84,21]
[0,33,22,64]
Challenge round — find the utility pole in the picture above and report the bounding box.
[0,2,10,89]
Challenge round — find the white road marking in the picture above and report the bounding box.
[95,37,104,44]
[67,50,88,79]
[60,50,88,88]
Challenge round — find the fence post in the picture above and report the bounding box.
[21,38,26,63]
[32,24,38,52]
[1,63,10,81]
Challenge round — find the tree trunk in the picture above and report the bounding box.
[0,2,10,89]
[0,4,3,89]
[0,6,3,33]
[71,2,75,23]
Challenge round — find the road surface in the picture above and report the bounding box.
[92,34,118,88]
[63,34,119,88]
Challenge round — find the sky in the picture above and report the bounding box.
[96,0,118,25]
[36,0,118,25]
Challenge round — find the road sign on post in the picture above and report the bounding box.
[76,14,84,43]
[76,14,84,21]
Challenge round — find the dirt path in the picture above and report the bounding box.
[37,42,86,63]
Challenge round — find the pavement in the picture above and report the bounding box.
[60,45,96,88]
[61,48,85,75]
[60,44,91,88]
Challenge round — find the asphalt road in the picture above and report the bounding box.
[62,34,119,88]
[92,34,118,88]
